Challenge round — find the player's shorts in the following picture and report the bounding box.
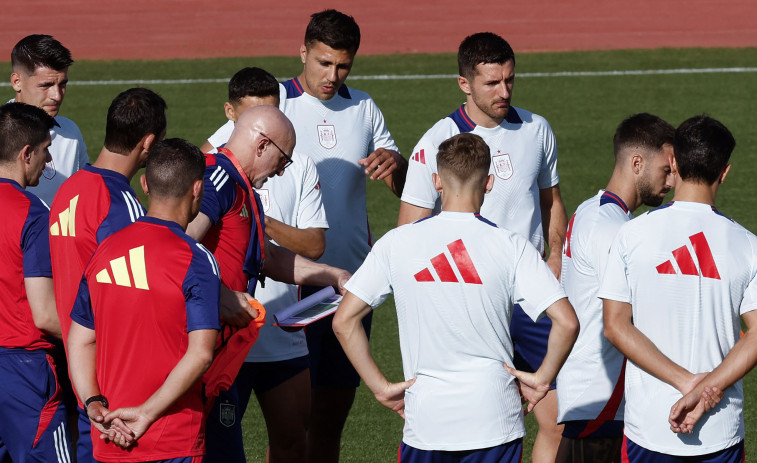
[203,385,245,463]
[510,303,555,390]
[302,285,372,388]
[0,348,73,463]
[398,439,523,463]
[236,355,310,405]
[556,421,624,463]
[622,436,744,463]
[152,457,203,463]
[77,406,95,463]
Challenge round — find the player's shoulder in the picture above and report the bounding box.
[418,114,462,146]
[509,106,551,127]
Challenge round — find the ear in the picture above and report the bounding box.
[432,172,443,193]
[484,174,495,194]
[300,44,308,64]
[458,76,471,96]
[141,133,157,152]
[669,153,679,176]
[631,153,643,175]
[18,144,33,164]
[192,178,204,200]
[10,72,22,93]
[139,173,149,195]
[224,102,236,122]
[719,164,732,184]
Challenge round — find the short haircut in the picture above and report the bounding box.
[145,138,205,199]
[228,67,280,106]
[104,88,167,155]
[305,9,361,54]
[437,133,491,184]
[11,34,73,75]
[0,102,55,163]
[613,113,675,159]
[458,32,515,80]
[674,115,735,185]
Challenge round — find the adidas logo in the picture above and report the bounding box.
[656,232,721,280]
[95,245,150,290]
[414,239,482,284]
[50,195,79,237]
[240,204,249,218]
[411,149,426,164]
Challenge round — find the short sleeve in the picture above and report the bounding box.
[200,162,237,225]
[21,199,52,278]
[739,232,757,316]
[367,99,400,154]
[344,233,393,307]
[400,137,441,210]
[70,275,95,330]
[295,155,328,229]
[597,231,632,304]
[536,119,559,189]
[184,243,222,332]
[513,235,566,321]
[207,120,235,151]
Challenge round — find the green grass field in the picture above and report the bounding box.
[8,46,757,461]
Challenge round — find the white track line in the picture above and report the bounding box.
[0,67,754,87]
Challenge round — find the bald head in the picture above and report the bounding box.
[226,105,296,188]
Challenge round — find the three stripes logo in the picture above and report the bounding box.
[656,232,721,280]
[95,245,150,290]
[211,166,230,192]
[411,149,426,164]
[240,203,249,218]
[414,239,482,284]
[50,195,79,237]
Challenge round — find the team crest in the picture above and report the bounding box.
[256,189,270,213]
[219,402,236,427]
[317,125,337,149]
[492,153,514,180]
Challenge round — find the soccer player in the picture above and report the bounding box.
[9,34,88,205]
[556,113,675,463]
[600,115,757,462]
[0,102,73,462]
[203,66,329,463]
[68,138,220,462]
[333,133,578,463]
[397,31,568,462]
[49,87,166,462]
[187,104,349,463]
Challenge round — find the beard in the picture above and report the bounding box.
[638,176,669,207]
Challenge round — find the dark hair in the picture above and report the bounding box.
[674,115,735,185]
[458,32,515,79]
[145,138,205,199]
[11,34,73,74]
[305,9,361,54]
[228,67,280,106]
[104,88,167,155]
[437,133,491,183]
[0,102,55,162]
[613,113,675,158]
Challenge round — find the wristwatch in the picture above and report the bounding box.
[85,394,109,410]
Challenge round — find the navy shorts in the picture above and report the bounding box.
[562,419,624,439]
[622,436,744,463]
[235,355,310,413]
[77,406,95,463]
[510,304,555,390]
[302,285,372,389]
[0,348,73,463]
[203,385,245,463]
[399,439,523,463]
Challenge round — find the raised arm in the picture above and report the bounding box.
[264,217,326,261]
[359,148,407,197]
[263,241,350,293]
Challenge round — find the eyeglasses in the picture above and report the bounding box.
[260,132,293,170]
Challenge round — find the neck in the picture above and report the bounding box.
[146,199,192,230]
[671,178,719,206]
[604,171,641,212]
[92,148,142,180]
[441,189,485,214]
[0,166,25,188]
[464,100,503,129]
[220,143,255,182]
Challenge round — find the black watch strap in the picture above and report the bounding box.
[85,394,109,409]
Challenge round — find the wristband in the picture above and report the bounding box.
[85,394,109,410]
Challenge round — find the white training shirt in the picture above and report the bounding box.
[557,190,631,424]
[401,105,558,254]
[345,211,566,451]
[598,201,757,456]
[280,79,399,272]
[25,110,88,206]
